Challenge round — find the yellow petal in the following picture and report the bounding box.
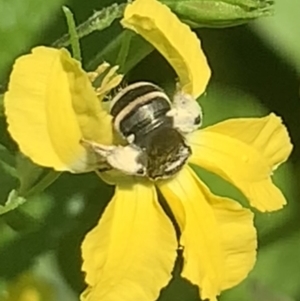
[121,0,211,98]
[66,53,114,146]
[188,114,293,212]
[5,47,113,172]
[81,180,177,301]
[203,113,292,171]
[158,167,256,301]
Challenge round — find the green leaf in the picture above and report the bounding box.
[0,190,26,215]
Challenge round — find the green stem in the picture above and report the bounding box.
[62,6,82,61]
[53,3,126,48]
[22,171,61,198]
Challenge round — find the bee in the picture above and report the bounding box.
[83,82,202,180]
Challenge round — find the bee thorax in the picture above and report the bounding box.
[143,127,191,180]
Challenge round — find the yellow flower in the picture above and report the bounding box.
[4,0,292,300]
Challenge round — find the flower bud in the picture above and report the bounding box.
[161,0,274,27]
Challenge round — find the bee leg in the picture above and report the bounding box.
[167,91,203,134]
[80,139,146,176]
[97,163,113,173]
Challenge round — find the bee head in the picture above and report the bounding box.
[144,127,191,180]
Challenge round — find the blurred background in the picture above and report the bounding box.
[0,0,299,300]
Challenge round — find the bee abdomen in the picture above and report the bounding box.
[111,82,172,146]
[110,82,163,117]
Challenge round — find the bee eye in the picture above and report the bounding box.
[194,115,201,125]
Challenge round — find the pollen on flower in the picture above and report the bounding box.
[87,62,123,101]
[87,62,110,82]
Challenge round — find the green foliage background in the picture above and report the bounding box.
[0,0,299,300]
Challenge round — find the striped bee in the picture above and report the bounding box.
[83,82,202,180]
